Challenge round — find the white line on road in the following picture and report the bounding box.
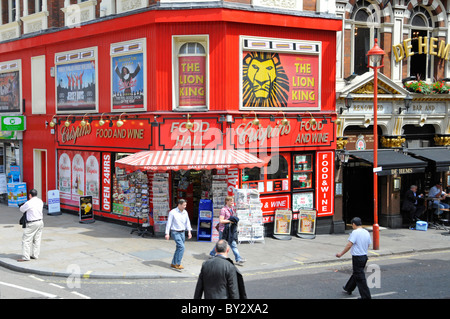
[71,291,91,299]
[0,281,58,299]
[344,291,397,299]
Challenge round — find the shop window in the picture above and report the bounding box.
[409,7,434,81]
[173,36,208,110]
[267,155,288,180]
[292,154,313,190]
[242,153,290,193]
[351,0,379,75]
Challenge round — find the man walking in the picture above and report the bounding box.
[194,239,246,299]
[18,189,44,262]
[165,199,192,270]
[336,217,371,299]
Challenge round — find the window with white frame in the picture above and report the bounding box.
[351,0,379,75]
[409,6,434,81]
[172,36,209,110]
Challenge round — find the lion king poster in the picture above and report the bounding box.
[242,51,320,110]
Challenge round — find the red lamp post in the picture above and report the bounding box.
[367,38,385,251]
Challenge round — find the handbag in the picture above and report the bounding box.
[19,212,28,228]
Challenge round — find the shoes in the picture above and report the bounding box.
[170,264,184,270]
[342,286,352,295]
[236,258,246,266]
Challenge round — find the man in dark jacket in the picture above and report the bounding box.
[402,185,425,228]
[194,239,246,299]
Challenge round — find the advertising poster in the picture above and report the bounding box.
[0,71,20,113]
[112,53,144,110]
[297,209,317,239]
[273,209,292,238]
[58,150,100,211]
[316,151,334,217]
[178,55,206,107]
[47,190,61,215]
[7,182,27,207]
[242,51,319,109]
[56,60,96,111]
[79,195,94,223]
[292,192,314,212]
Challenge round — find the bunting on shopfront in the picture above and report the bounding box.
[115,149,266,171]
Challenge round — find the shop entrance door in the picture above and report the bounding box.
[172,170,211,223]
[33,150,47,203]
[343,165,373,225]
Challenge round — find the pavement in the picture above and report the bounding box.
[2,203,450,279]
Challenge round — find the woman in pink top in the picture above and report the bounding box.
[209,196,245,265]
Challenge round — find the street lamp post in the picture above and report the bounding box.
[367,38,385,251]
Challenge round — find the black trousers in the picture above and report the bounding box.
[344,255,371,299]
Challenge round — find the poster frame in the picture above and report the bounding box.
[79,195,95,224]
[296,209,317,239]
[0,60,22,113]
[110,38,147,112]
[273,209,292,240]
[55,47,98,114]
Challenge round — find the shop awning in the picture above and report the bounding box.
[349,149,427,176]
[115,149,266,171]
[407,147,450,172]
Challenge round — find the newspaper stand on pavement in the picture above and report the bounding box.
[235,188,264,244]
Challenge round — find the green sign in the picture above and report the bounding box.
[1,116,25,131]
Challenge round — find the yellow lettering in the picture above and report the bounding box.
[438,40,450,60]
[393,43,404,62]
[430,37,438,56]
[418,36,428,54]
[403,38,414,58]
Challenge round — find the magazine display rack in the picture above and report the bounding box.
[235,188,264,244]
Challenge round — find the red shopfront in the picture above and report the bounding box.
[229,114,337,235]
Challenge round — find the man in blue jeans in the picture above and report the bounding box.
[209,196,246,265]
[165,199,192,270]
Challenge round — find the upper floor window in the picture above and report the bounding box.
[351,0,379,75]
[409,7,434,81]
[173,36,208,110]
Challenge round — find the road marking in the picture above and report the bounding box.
[344,291,397,299]
[83,271,93,278]
[0,281,58,298]
[49,283,65,289]
[71,291,91,299]
[28,275,45,282]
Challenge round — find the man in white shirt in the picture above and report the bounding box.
[165,199,192,270]
[336,217,371,299]
[18,189,44,262]
[428,182,450,216]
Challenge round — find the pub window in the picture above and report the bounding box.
[409,7,434,81]
[267,155,289,180]
[351,0,379,75]
[173,36,209,110]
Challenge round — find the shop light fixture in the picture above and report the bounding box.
[306,111,316,126]
[185,113,193,130]
[99,113,106,126]
[64,115,72,127]
[340,93,353,114]
[49,115,57,128]
[398,94,413,114]
[80,113,89,127]
[116,113,126,128]
[275,111,289,126]
[243,111,260,126]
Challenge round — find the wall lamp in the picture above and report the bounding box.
[99,113,106,126]
[64,115,72,127]
[307,111,316,126]
[243,111,260,126]
[276,111,289,126]
[116,113,126,128]
[398,94,413,114]
[340,93,353,114]
[80,113,89,127]
[49,115,57,128]
[185,113,193,130]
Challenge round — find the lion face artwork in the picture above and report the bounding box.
[242,52,289,108]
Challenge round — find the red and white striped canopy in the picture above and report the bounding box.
[115,149,266,171]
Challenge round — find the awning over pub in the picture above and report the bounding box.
[349,149,427,176]
[407,147,450,172]
[115,149,266,171]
